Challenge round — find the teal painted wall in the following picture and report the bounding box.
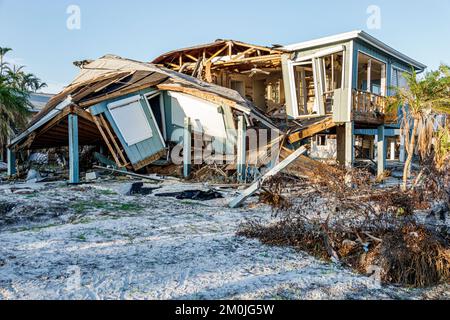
[352,39,414,96]
[89,88,165,166]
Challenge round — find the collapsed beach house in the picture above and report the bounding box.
[6,31,426,192]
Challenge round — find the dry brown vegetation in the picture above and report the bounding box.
[238,156,450,287]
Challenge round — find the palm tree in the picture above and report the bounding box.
[0,47,12,75]
[0,47,46,147]
[388,64,450,191]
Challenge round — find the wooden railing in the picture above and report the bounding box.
[352,90,387,115]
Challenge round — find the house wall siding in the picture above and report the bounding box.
[353,39,414,96]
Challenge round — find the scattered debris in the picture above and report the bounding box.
[119,182,159,196]
[13,189,36,195]
[85,171,100,182]
[229,146,307,208]
[238,162,450,288]
[26,169,44,183]
[156,190,223,201]
[93,166,163,183]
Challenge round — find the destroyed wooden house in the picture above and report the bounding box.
[6,31,427,185]
[7,55,278,183]
[153,31,427,176]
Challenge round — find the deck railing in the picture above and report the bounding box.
[352,90,387,115]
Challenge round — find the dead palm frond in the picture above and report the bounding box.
[387,64,450,190]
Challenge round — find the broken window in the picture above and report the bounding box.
[294,63,316,115]
[357,53,387,96]
[146,93,166,139]
[316,134,327,146]
[231,80,245,97]
[322,53,344,92]
[392,68,410,91]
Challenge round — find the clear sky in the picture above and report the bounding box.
[1,0,449,93]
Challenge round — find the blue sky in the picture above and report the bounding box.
[0,0,449,93]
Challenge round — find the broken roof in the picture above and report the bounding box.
[11,55,278,148]
[152,39,286,65]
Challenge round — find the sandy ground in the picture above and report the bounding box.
[0,178,448,300]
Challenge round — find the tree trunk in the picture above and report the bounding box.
[402,119,419,191]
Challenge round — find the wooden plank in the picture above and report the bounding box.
[215,54,282,67]
[131,149,166,171]
[288,117,336,144]
[99,114,128,165]
[206,44,229,63]
[93,165,163,182]
[229,146,308,208]
[92,115,122,167]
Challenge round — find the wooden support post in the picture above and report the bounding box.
[237,115,247,183]
[7,147,16,177]
[367,59,372,93]
[377,125,386,177]
[399,134,406,163]
[68,113,80,184]
[345,122,354,168]
[390,140,396,161]
[380,64,387,96]
[373,134,378,161]
[281,54,297,118]
[183,117,192,178]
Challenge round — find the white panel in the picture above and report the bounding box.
[108,99,153,146]
[169,92,227,139]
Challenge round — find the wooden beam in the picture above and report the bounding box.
[288,117,336,144]
[184,53,198,62]
[215,54,282,67]
[229,146,308,208]
[93,165,163,182]
[92,115,122,167]
[377,125,386,177]
[205,60,213,83]
[98,114,128,165]
[131,149,166,171]
[206,44,229,63]
[225,47,256,64]
[232,41,282,54]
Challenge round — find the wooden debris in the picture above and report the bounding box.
[229,146,307,208]
[93,165,163,182]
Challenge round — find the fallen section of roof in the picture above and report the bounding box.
[152,40,286,83]
[9,55,279,174]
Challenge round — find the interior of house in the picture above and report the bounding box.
[293,52,344,116]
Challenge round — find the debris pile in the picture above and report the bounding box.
[238,158,450,287]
